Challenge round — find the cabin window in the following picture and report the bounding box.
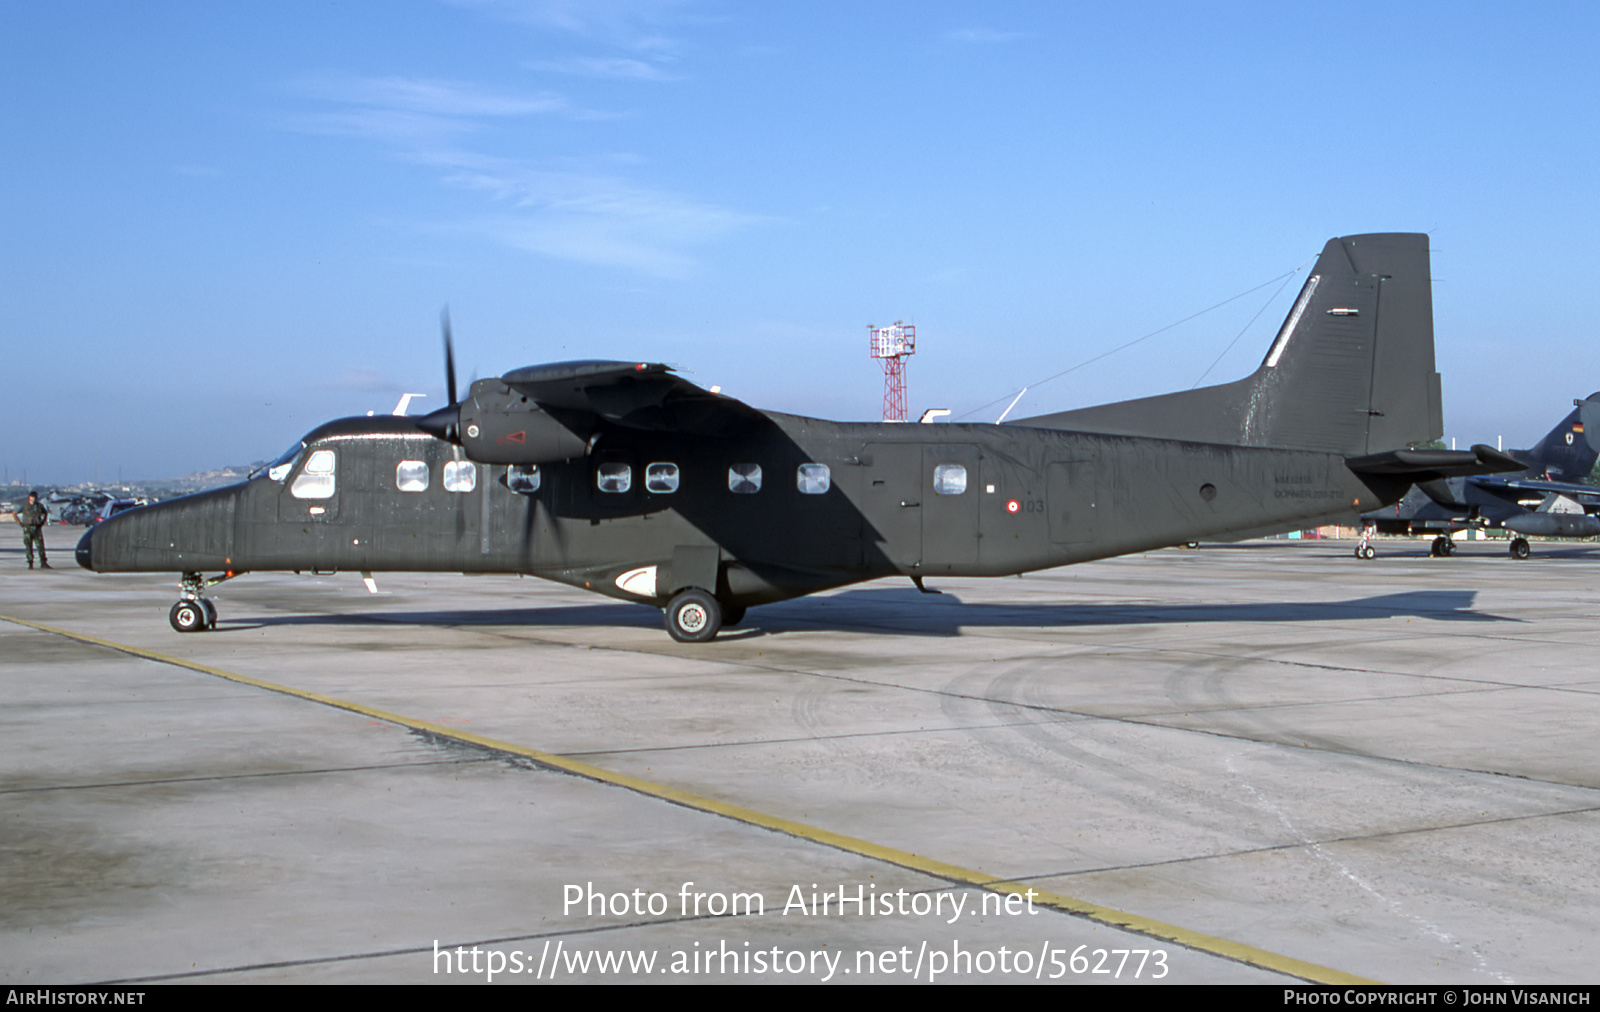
[291,449,336,499]
[597,462,632,494]
[396,460,429,492]
[728,463,762,494]
[506,465,541,494]
[646,462,680,493]
[444,461,476,493]
[933,464,968,495]
[797,463,831,495]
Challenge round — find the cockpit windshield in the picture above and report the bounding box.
[250,440,306,482]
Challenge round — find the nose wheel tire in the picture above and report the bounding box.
[665,588,722,643]
[170,600,208,633]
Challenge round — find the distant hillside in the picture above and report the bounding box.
[159,463,264,494]
[3,462,266,506]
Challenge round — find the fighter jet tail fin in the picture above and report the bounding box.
[1512,393,1600,482]
[1014,233,1442,456]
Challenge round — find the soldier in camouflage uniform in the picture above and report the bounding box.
[17,491,50,569]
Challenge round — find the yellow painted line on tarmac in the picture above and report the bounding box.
[4,613,1377,985]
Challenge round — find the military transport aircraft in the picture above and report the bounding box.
[78,233,1517,642]
[1358,393,1600,559]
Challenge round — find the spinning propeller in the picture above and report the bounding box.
[419,308,463,443]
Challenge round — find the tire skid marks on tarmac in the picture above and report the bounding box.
[1222,750,1516,985]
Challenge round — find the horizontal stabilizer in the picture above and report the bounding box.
[1345,443,1523,482]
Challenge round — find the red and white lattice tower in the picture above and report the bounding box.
[868,321,916,422]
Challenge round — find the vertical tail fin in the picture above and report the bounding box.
[1512,393,1600,481]
[1015,233,1443,456]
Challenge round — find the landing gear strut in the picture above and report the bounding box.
[168,571,237,633]
[1354,524,1376,560]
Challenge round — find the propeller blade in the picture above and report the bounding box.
[441,307,458,406]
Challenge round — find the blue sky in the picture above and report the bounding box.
[4,1,1597,485]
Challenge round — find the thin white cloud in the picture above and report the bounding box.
[946,27,1026,44]
[446,0,692,53]
[294,73,571,118]
[287,65,762,276]
[526,56,680,81]
[286,74,581,149]
[450,166,765,277]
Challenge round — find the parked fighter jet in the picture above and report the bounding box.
[1358,393,1600,559]
[79,233,1514,641]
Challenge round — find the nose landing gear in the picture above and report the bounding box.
[168,571,238,632]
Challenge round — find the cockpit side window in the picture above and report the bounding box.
[291,448,337,499]
[253,440,305,482]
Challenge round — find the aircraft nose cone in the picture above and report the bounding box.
[75,525,95,570]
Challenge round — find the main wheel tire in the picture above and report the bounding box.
[665,589,721,643]
[1430,536,1448,557]
[170,600,207,633]
[199,598,218,630]
[1510,538,1531,560]
[1441,538,1456,556]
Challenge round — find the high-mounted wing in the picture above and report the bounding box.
[419,359,766,465]
[499,360,764,435]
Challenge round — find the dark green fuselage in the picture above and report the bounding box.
[81,410,1381,609]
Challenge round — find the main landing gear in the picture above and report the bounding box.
[168,571,237,633]
[663,588,746,643]
[1429,535,1457,558]
[1509,537,1531,560]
